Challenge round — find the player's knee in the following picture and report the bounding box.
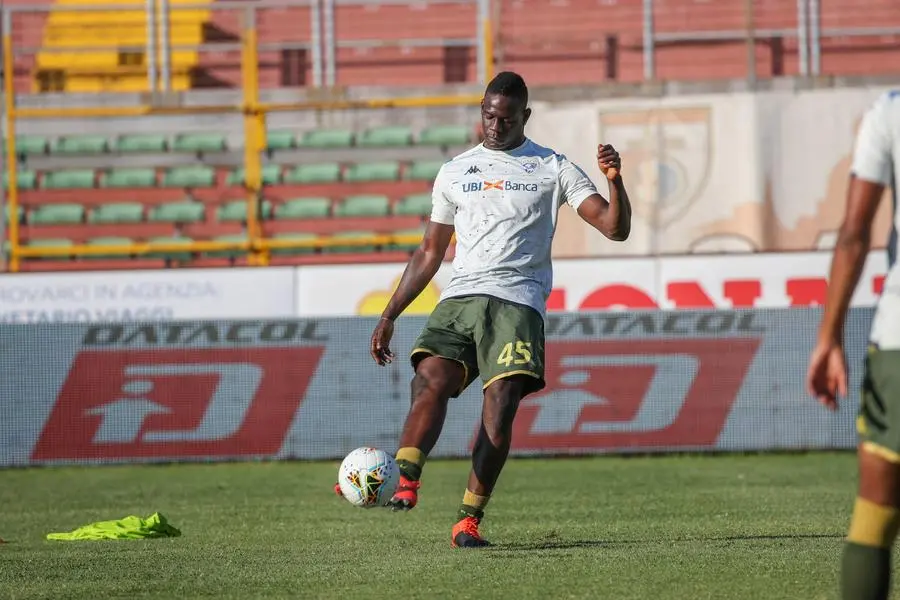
[483,378,526,437]
[411,358,460,402]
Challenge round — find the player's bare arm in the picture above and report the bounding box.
[807,175,884,410]
[370,221,455,366]
[575,144,632,241]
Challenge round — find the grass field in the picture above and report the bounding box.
[0,452,887,600]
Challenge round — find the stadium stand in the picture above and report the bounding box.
[3,121,473,271]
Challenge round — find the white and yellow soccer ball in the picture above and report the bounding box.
[337,447,400,508]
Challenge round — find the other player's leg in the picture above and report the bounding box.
[842,347,900,600]
[452,297,545,548]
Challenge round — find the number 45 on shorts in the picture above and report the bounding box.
[497,341,533,367]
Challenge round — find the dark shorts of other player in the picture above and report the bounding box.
[409,294,546,398]
[858,344,900,462]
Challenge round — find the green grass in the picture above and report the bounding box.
[0,452,882,599]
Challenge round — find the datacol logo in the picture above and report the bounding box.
[462,180,538,193]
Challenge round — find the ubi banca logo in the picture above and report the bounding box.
[462,180,538,193]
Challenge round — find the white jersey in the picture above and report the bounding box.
[430,138,599,319]
[851,91,900,349]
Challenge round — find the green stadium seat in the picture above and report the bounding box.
[274,197,331,220]
[102,168,157,188]
[270,232,318,255]
[26,238,73,259]
[88,202,144,224]
[205,234,249,258]
[266,130,295,151]
[324,231,378,254]
[344,161,400,183]
[216,199,273,222]
[390,227,426,252]
[148,201,205,223]
[85,236,134,259]
[5,205,24,224]
[52,135,108,154]
[2,170,37,190]
[418,124,471,146]
[357,125,412,147]
[282,163,341,184]
[42,169,96,189]
[15,136,48,155]
[113,134,168,153]
[29,203,85,225]
[406,160,444,181]
[226,164,281,186]
[162,166,215,188]
[334,194,390,218]
[393,193,432,217]
[297,129,354,148]
[146,236,194,261]
[172,133,227,153]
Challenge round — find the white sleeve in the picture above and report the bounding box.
[851,94,894,186]
[429,165,456,225]
[558,154,599,210]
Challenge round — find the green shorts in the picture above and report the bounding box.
[858,345,900,462]
[410,294,545,398]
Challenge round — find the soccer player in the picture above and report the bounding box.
[338,71,632,547]
[807,90,900,600]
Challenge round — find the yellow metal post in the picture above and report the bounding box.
[3,26,20,273]
[241,6,267,266]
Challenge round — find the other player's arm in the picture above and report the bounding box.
[574,144,632,241]
[808,97,891,409]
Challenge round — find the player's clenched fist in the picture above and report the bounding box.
[597,144,621,180]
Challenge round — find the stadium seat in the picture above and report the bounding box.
[14,136,48,155]
[274,197,331,220]
[393,193,432,217]
[88,202,145,224]
[357,125,413,147]
[29,203,85,225]
[146,236,194,261]
[52,135,108,154]
[266,130,295,151]
[5,205,24,224]
[113,134,168,153]
[333,194,390,218]
[282,163,341,184]
[26,238,73,259]
[344,161,400,183]
[163,166,215,188]
[217,199,273,222]
[42,169,96,189]
[325,230,378,253]
[297,129,354,149]
[148,201,205,223]
[2,170,37,190]
[418,124,471,146]
[390,227,426,252]
[226,164,282,186]
[172,133,227,153]
[205,234,249,258]
[101,168,157,188]
[270,232,318,255]
[406,160,444,181]
[85,236,134,259]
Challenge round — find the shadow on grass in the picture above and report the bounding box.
[488,533,844,552]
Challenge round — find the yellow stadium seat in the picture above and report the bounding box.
[35,0,213,93]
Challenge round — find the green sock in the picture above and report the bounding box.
[395,447,425,481]
[456,489,489,521]
[396,459,422,481]
[842,541,891,600]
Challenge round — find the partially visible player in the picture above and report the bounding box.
[345,71,632,548]
[807,90,900,600]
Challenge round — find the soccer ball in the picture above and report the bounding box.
[337,447,400,508]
